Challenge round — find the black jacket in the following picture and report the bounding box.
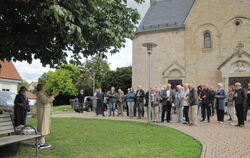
[135,90,145,103]
[234,88,246,105]
[188,88,198,106]
[247,88,250,102]
[210,90,215,104]
[201,89,212,105]
[77,93,85,103]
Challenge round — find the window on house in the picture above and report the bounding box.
[2,89,10,91]
[204,32,212,48]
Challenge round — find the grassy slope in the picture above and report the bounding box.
[14,118,201,158]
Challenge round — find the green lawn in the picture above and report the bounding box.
[31,105,74,114]
[52,105,74,113]
[13,118,201,158]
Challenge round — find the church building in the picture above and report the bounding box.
[132,0,250,89]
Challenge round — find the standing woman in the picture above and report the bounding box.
[14,86,29,127]
[36,84,59,149]
[227,85,236,122]
[126,88,136,118]
[215,83,226,124]
[151,88,160,122]
[175,85,184,123]
[181,84,190,124]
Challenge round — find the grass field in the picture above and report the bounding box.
[52,105,74,113]
[30,105,74,114]
[12,118,201,158]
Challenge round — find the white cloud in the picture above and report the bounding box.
[14,60,53,83]
[107,39,133,70]
[13,1,149,83]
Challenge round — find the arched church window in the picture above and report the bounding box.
[204,32,212,48]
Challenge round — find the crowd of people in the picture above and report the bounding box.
[12,82,249,149]
[86,82,250,127]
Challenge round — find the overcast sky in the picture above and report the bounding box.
[13,0,150,83]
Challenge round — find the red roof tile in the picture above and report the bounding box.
[26,91,37,99]
[29,81,38,87]
[0,59,22,80]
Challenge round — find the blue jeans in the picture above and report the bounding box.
[109,102,116,116]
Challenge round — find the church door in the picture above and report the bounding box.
[229,77,250,89]
[168,80,182,89]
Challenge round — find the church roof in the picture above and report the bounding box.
[136,0,195,33]
[0,59,22,81]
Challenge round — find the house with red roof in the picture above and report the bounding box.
[28,81,38,92]
[25,90,37,106]
[0,60,22,93]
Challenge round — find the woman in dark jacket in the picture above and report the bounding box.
[14,86,30,127]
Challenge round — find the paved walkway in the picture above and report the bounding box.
[52,112,250,158]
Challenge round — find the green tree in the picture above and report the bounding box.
[83,56,110,88]
[17,80,29,91]
[38,72,49,84]
[101,66,132,93]
[38,64,93,96]
[0,0,143,67]
[41,65,78,95]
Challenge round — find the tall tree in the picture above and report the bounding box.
[0,0,143,67]
[101,66,132,93]
[38,64,93,96]
[83,56,110,88]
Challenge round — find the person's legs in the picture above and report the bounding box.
[166,102,171,122]
[211,103,215,116]
[142,103,145,118]
[238,105,244,125]
[101,102,105,115]
[161,104,167,122]
[126,102,129,116]
[206,105,211,122]
[81,102,84,113]
[159,103,162,121]
[138,102,142,119]
[117,103,121,116]
[127,102,132,117]
[112,102,116,116]
[131,102,134,118]
[188,106,193,124]
[20,108,26,125]
[134,102,138,117]
[218,110,221,122]
[180,107,183,122]
[155,106,159,122]
[193,106,198,125]
[218,110,224,122]
[39,136,45,145]
[216,108,220,121]
[186,106,190,123]
[231,106,236,121]
[109,102,112,116]
[121,103,124,117]
[201,103,206,121]
[176,107,182,122]
[220,110,224,122]
[235,105,240,125]
[152,106,156,122]
[93,100,97,113]
[95,105,98,115]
